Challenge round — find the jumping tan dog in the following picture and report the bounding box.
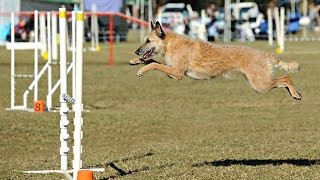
[129,21,301,100]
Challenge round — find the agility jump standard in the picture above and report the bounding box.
[6,10,77,112]
[6,11,41,110]
[7,11,52,111]
[24,8,104,179]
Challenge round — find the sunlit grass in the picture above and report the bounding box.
[0,40,319,179]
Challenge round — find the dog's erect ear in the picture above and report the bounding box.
[155,21,166,39]
[151,21,156,30]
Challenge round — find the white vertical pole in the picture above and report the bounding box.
[148,0,152,31]
[199,9,207,41]
[10,12,15,109]
[274,7,280,47]
[140,0,144,42]
[72,10,76,111]
[267,8,273,46]
[224,0,231,42]
[47,12,56,110]
[280,7,285,52]
[73,11,84,180]
[34,10,39,103]
[39,13,47,56]
[89,4,99,51]
[93,5,99,49]
[47,12,52,111]
[291,0,295,15]
[90,4,96,51]
[302,0,308,38]
[59,8,69,171]
[52,12,58,61]
[95,12,99,48]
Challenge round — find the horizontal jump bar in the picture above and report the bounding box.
[13,74,34,78]
[6,42,44,50]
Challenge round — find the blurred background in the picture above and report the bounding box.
[0,0,320,45]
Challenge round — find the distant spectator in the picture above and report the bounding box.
[239,14,255,42]
[25,15,35,42]
[206,2,216,17]
[309,3,320,31]
[184,17,190,35]
[206,2,218,41]
[6,18,28,42]
[248,6,264,35]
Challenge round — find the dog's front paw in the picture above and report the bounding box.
[137,69,145,77]
[129,58,142,66]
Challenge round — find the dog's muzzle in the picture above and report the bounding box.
[135,49,141,56]
[142,48,156,59]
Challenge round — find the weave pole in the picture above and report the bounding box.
[24,9,104,179]
[73,11,84,180]
[59,7,70,171]
[72,9,76,111]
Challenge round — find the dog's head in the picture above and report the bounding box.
[135,21,166,59]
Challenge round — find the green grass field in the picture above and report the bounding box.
[0,40,320,179]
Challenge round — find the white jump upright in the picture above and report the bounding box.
[271,7,285,53]
[279,7,285,52]
[47,12,52,112]
[51,12,58,61]
[7,11,43,110]
[267,8,273,46]
[39,13,47,56]
[89,3,100,51]
[10,11,57,111]
[24,8,104,180]
[34,11,39,102]
[46,10,76,111]
[10,12,14,110]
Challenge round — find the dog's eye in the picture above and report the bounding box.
[146,39,151,43]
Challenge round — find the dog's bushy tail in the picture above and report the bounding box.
[270,55,300,73]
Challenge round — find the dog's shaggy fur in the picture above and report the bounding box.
[130,21,301,100]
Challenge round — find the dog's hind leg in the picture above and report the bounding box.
[243,70,301,100]
[271,76,302,100]
[137,63,185,80]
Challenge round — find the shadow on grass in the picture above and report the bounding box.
[88,150,174,179]
[193,159,320,167]
[99,162,174,179]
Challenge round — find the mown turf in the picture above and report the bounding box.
[0,40,320,179]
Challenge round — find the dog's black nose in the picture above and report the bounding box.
[135,49,140,55]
